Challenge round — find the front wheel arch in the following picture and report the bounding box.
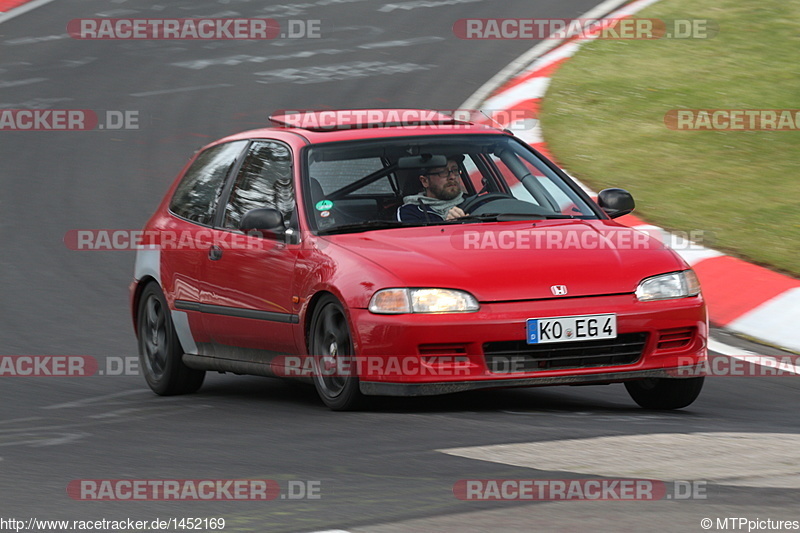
[306,293,364,410]
[303,289,363,353]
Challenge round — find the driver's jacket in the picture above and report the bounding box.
[396,200,467,222]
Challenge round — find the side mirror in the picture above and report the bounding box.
[597,188,635,218]
[240,208,285,239]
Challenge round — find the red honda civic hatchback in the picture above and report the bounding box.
[130,109,707,410]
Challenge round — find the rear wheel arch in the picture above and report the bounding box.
[136,282,204,395]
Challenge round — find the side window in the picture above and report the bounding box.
[169,141,247,225]
[223,141,294,230]
[491,151,594,216]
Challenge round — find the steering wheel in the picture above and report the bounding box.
[460,193,514,215]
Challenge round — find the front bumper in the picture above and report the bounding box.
[349,293,707,396]
[359,366,704,396]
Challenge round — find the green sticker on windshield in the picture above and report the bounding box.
[315,200,333,211]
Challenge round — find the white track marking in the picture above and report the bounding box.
[358,36,444,49]
[379,0,481,12]
[254,61,433,84]
[708,338,756,357]
[0,0,57,24]
[172,37,443,70]
[440,432,800,488]
[0,417,43,426]
[131,83,233,97]
[5,33,69,45]
[0,77,47,89]
[482,77,551,111]
[726,288,800,354]
[41,390,143,410]
[0,431,90,447]
[710,337,800,375]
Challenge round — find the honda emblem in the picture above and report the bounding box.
[551,285,568,296]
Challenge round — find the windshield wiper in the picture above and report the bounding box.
[454,213,577,223]
[317,220,430,235]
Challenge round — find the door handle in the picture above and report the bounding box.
[208,245,223,261]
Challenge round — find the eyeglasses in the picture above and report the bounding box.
[427,167,461,179]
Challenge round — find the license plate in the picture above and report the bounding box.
[526,314,617,345]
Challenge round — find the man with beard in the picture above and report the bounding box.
[397,156,469,222]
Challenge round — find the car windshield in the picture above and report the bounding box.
[303,134,600,233]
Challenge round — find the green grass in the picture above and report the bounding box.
[540,0,800,276]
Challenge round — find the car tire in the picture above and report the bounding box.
[624,377,704,410]
[308,294,363,411]
[137,282,205,395]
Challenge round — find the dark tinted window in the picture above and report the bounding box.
[223,141,294,230]
[169,141,247,225]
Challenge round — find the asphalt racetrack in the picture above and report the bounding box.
[0,1,798,531]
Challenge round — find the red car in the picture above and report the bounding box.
[130,109,707,410]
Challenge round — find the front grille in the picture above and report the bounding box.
[483,333,648,373]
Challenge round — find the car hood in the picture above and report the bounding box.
[322,219,688,302]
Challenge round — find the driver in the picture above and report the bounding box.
[397,156,469,222]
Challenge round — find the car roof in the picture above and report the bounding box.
[213,109,511,145]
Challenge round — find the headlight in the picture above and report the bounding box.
[368,288,480,314]
[636,270,701,301]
